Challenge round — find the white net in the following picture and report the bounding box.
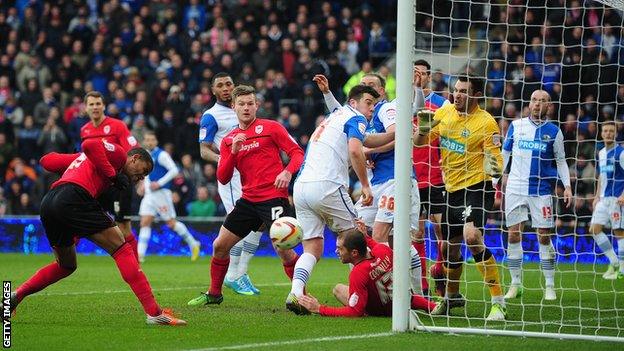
[409,0,624,341]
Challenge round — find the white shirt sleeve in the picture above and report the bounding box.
[554,130,571,188]
[378,102,396,129]
[322,91,342,113]
[156,151,179,187]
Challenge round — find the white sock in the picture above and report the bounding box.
[290,252,317,297]
[507,241,523,286]
[539,243,555,287]
[492,295,505,305]
[238,231,262,276]
[618,238,624,273]
[226,242,243,281]
[173,221,198,248]
[409,246,423,295]
[138,226,151,258]
[595,232,618,265]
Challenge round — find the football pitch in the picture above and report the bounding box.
[3,253,623,350]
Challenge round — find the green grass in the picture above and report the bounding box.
[3,253,623,350]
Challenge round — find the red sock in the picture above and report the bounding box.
[209,256,230,296]
[16,261,75,303]
[124,233,139,262]
[112,243,160,316]
[282,254,299,281]
[413,241,428,291]
[411,294,437,312]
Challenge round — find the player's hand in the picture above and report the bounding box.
[563,186,573,208]
[413,66,425,88]
[110,173,130,191]
[231,133,246,154]
[360,185,373,206]
[149,181,160,191]
[365,158,375,169]
[298,294,321,314]
[618,195,624,206]
[312,74,330,94]
[136,181,145,197]
[363,146,373,156]
[355,218,369,235]
[416,110,438,135]
[274,169,292,188]
[500,174,508,194]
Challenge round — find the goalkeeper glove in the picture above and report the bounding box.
[484,151,502,178]
[416,109,437,135]
[110,173,130,191]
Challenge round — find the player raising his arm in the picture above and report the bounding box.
[502,90,573,300]
[590,121,624,280]
[188,85,305,306]
[414,75,506,321]
[11,139,186,325]
[199,73,263,295]
[137,131,200,263]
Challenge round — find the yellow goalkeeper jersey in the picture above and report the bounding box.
[428,103,503,193]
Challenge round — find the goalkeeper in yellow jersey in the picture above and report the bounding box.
[414,75,506,321]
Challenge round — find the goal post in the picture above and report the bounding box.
[394,0,624,342]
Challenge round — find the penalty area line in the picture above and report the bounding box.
[185,332,396,351]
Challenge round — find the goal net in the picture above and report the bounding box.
[407,0,624,342]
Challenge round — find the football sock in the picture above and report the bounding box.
[226,243,242,281]
[595,232,618,266]
[291,252,317,297]
[539,243,556,287]
[474,249,504,300]
[412,241,428,292]
[124,233,139,261]
[112,243,160,316]
[137,226,151,259]
[282,253,299,281]
[507,241,523,286]
[444,262,463,296]
[409,245,423,294]
[618,238,624,273]
[238,231,262,277]
[209,256,230,296]
[16,261,75,303]
[173,221,198,248]
[411,294,437,312]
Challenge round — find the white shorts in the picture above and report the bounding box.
[218,170,242,214]
[591,197,624,229]
[139,189,176,221]
[293,181,357,240]
[504,193,554,228]
[355,179,420,230]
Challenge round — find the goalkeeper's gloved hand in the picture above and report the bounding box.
[484,152,502,178]
[416,109,438,135]
[110,173,130,191]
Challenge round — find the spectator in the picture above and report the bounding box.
[16,115,40,164]
[37,115,68,154]
[187,186,217,217]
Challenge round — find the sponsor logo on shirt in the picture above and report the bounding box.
[601,164,615,173]
[440,136,465,154]
[240,140,260,152]
[103,139,115,151]
[518,139,547,151]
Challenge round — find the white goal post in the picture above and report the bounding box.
[393,0,624,342]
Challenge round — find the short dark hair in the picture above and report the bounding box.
[211,72,233,87]
[143,130,157,139]
[363,73,386,88]
[127,147,154,173]
[414,59,431,73]
[457,74,485,96]
[232,85,255,102]
[84,91,104,102]
[341,229,368,257]
[348,85,380,101]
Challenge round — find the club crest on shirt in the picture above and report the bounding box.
[542,134,551,141]
[104,125,111,134]
[255,125,263,134]
[461,128,470,138]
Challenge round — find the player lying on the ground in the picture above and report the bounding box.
[10,139,186,325]
[297,226,437,317]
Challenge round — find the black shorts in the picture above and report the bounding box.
[97,185,133,222]
[223,197,290,238]
[419,185,446,216]
[442,181,495,240]
[40,183,116,247]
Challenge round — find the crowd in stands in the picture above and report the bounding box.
[0,0,397,216]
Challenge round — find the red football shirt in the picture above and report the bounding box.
[80,116,138,152]
[40,139,126,198]
[217,118,304,202]
[319,237,393,317]
[412,91,447,189]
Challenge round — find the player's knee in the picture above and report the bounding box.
[507,228,522,243]
[537,232,552,245]
[139,217,152,228]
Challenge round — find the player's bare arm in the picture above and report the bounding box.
[349,138,372,206]
[200,142,221,163]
